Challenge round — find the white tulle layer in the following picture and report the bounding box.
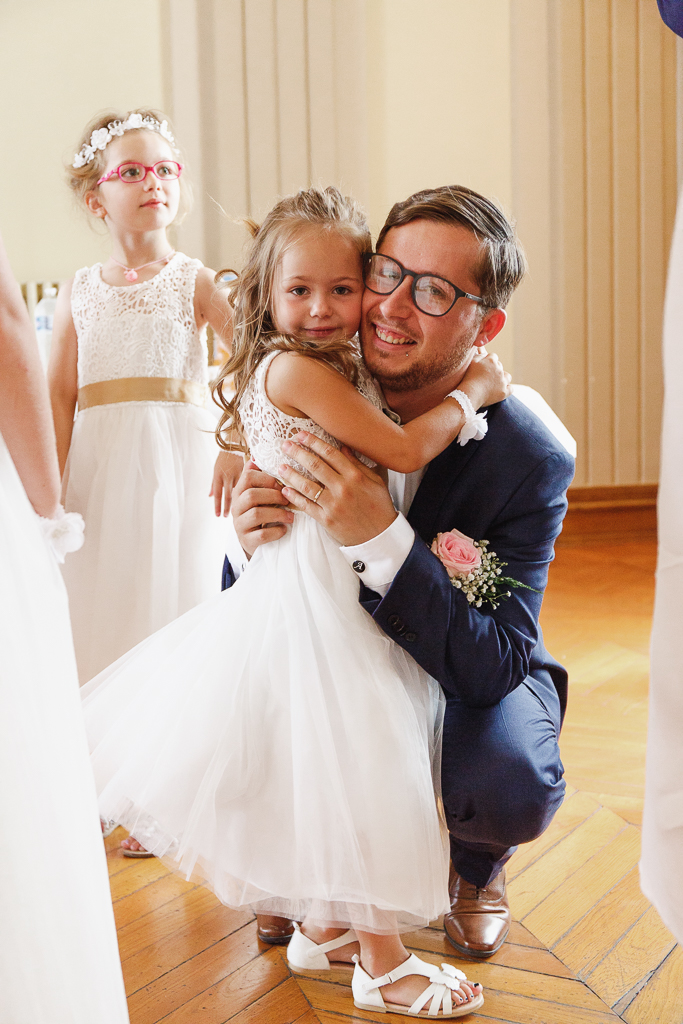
[83,513,450,933]
[0,436,128,1024]
[62,401,227,683]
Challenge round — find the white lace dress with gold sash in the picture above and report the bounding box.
[62,253,226,683]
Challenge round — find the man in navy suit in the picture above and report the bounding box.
[228,186,575,957]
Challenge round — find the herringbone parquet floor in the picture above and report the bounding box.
[106,533,683,1023]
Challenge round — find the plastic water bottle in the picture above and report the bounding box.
[34,285,57,370]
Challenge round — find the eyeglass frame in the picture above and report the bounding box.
[97,160,184,186]
[362,252,483,317]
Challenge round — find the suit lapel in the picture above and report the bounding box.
[407,436,480,542]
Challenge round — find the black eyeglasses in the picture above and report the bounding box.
[363,253,483,317]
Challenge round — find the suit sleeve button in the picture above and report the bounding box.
[352,560,366,573]
[404,631,417,642]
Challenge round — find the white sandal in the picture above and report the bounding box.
[352,952,484,1018]
[287,922,358,983]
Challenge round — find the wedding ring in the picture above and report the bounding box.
[313,485,324,503]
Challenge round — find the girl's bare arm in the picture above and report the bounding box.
[266,350,510,474]
[194,267,233,360]
[47,279,79,477]
[0,233,61,517]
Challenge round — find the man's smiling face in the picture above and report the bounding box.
[360,219,490,397]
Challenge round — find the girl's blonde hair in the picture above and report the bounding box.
[212,185,372,454]
[67,108,193,222]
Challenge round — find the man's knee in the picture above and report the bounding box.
[496,755,565,845]
[442,737,564,848]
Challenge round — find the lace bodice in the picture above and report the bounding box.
[71,253,209,387]
[239,348,384,479]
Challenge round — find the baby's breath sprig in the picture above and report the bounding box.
[449,540,539,610]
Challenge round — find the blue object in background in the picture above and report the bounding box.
[658,0,683,38]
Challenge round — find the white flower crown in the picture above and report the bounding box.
[72,113,177,169]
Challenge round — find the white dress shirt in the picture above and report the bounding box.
[338,469,426,597]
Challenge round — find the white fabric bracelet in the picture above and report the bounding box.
[38,506,85,563]
[446,389,488,446]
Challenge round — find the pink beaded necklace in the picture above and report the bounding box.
[110,250,176,283]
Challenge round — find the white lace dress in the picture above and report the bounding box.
[0,433,129,1024]
[62,253,226,683]
[82,350,449,933]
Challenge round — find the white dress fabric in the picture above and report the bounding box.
[640,198,683,944]
[62,253,225,683]
[83,351,449,933]
[0,433,129,1024]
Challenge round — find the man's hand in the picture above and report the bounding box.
[279,432,397,546]
[232,459,294,558]
[210,450,245,516]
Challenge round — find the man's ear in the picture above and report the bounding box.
[85,191,107,219]
[473,307,507,348]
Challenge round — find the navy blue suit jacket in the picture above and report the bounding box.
[223,396,574,718]
[360,397,574,717]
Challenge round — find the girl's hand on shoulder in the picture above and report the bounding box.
[210,450,244,516]
[194,266,233,357]
[459,350,512,409]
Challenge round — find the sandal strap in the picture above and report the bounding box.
[363,953,467,990]
[312,928,357,956]
[409,981,451,1016]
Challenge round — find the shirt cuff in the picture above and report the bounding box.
[340,513,415,597]
[224,513,248,580]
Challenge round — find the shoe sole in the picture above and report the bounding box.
[354,992,484,1017]
[258,932,295,946]
[122,849,155,858]
[444,929,508,959]
[289,963,355,984]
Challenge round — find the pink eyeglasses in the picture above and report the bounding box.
[97,160,183,185]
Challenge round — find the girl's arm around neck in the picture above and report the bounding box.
[265,351,502,474]
[0,233,61,517]
[47,279,78,477]
[194,267,233,360]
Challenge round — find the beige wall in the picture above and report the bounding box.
[364,0,514,366]
[0,0,164,283]
[549,0,676,485]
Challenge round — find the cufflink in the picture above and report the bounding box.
[352,560,366,573]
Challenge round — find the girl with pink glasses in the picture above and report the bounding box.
[48,110,237,721]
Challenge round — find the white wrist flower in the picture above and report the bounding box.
[38,506,85,563]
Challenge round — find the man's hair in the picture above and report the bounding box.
[376,185,527,310]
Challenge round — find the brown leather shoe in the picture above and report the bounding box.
[256,914,296,945]
[443,865,511,958]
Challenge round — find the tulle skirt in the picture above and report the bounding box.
[62,401,227,683]
[0,435,128,1024]
[83,513,450,933]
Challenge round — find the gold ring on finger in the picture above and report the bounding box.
[313,485,324,503]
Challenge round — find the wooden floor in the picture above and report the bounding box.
[106,532,683,1023]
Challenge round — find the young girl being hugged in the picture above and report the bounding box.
[82,187,511,1017]
[49,110,236,684]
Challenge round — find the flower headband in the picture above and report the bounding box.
[72,114,177,169]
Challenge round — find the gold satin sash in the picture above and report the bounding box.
[78,377,208,410]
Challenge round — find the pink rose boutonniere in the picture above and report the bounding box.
[431,530,540,610]
[431,529,482,578]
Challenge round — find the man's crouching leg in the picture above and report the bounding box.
[441,673,565,957]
